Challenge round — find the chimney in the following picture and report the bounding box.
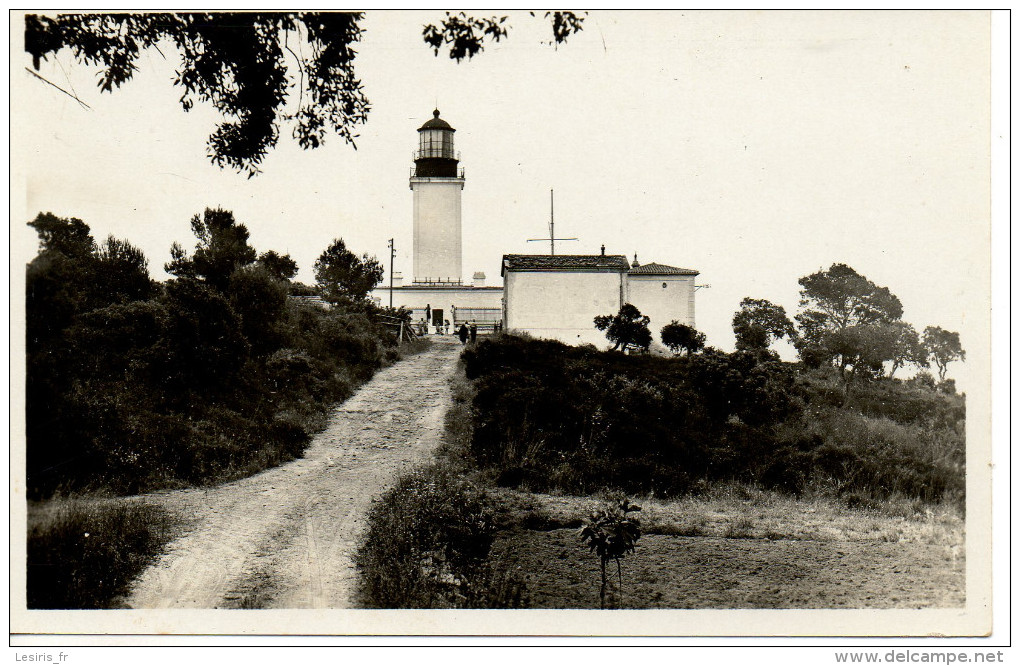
[392,271,403,288]
[472,271,486,287]
[600,244,605,256]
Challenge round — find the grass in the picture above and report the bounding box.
[484,483,964,547]
[481,485,964,608]
[27,496,180,609]
[487,525,965,609]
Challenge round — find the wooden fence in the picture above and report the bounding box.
[375,314,419,345]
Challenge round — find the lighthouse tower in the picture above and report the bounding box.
[410,109,464,284]
[372,109,502,330]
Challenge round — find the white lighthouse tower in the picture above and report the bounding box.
[372,109,503,330]
[410,109,464,284]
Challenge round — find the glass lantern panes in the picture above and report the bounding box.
[419,128,454,158]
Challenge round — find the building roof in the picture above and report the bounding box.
[419,109,455,131]
[502,254,631,275]
[628,262,699,276]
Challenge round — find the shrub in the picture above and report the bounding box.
[799,368,965,430]
[27,274,400,498]
[25,212,408,499]
[799,407,964,503]
[355,465,526,608]
[462,334,963,506]
[464,336,801,496]
[579,496,642,609]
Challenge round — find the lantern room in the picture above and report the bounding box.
[414,109,460,178]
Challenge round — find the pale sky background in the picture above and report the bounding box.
[14,10,991,383]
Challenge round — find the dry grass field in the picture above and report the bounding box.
[487,487,964,609]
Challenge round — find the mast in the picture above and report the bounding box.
[527,188,577,255]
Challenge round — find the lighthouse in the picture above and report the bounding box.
[410,109,465,284]
[372,107,698,344]
[372,109,503,331]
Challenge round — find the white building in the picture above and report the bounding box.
[501,251,698,346]
[372,110,502,329]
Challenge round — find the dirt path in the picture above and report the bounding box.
[123,337,463,609]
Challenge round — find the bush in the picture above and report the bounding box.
[463,336,801,497]
[799,368,965,430]
[795,407,964,503]
[27,269,402,498]
[462,334,964,506]
[355,465,526,608]
[27,498,178,608]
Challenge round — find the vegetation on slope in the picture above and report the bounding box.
[26,208,400,498]
[461,334,964,508]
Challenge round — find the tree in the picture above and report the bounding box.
[423,11,584,61]
[886,321,928,378]
[25,11,584,176]
[794,263,903,374]
[594,303,651,352]
[27,211,95,259]
[823,323,901,391]
[922,326,965,381]
[26,215,153,347]
[158,278,250,397]
[95,235,154,303]
[256,250,299,281]
[165,208,258,291]
[313,238,384,305]
[579,497,641,609]
[660,321,706,356]
[227,264,290,355]
[26,213,98,348]
[731,297,796,351]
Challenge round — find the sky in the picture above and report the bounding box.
[13,10,993,383]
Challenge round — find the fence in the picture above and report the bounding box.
[375,314,419,345]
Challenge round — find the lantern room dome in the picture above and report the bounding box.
[419,109,455,132]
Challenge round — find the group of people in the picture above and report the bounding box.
[414,317,477,343]
[456,322,477,345]
[414,304,482,344]
[415,318,452,336]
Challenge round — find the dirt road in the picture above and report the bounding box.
[123,337,463,609]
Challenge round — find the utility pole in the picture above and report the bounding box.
[550,188,555,255]
[527,189,578,255]
[387,238,395,308]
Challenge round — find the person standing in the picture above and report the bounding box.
[470,321,478,343]
[458,323,469,345]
